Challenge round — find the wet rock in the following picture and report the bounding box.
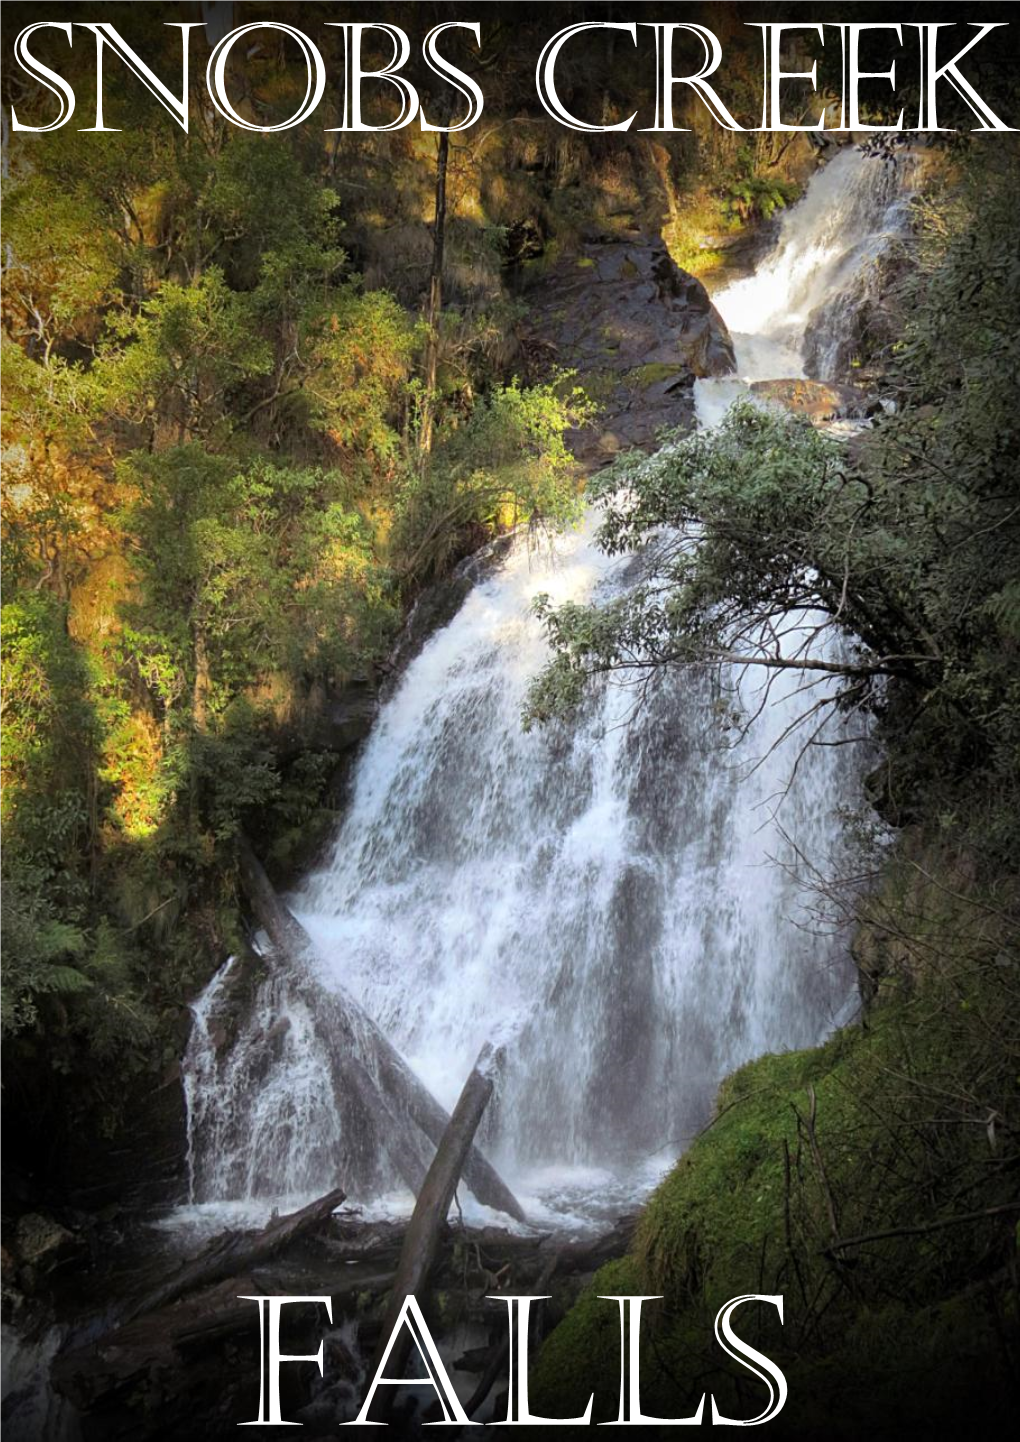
[521,235,736,466]
[380,574,472,699]
[750,377,879,422]
[322,678,377,753]
[244,670,378,762]
[801,164,915,382]
[256,1015,292,1062]
[649,247,737,377]
[1,1244,24,1321]
[381,530,521,698]
[14,1214,77,1270]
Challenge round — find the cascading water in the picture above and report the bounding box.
[182,146,914,1224]
[695,144,916,424]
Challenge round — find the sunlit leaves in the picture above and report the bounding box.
[2,176,123,355]
[120,446,396,721]
[393,377,594,587]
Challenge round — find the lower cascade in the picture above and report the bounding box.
[182,146,914,1223]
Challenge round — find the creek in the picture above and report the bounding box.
[179,145,915,1234]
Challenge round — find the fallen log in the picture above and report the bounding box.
[344,1050,431,1196]
[370,1046,500,1414]
[368,1036,526,1224]
[120,1186,345,1325]
[237,836,312,958]
[52,1209,637,1426]
[554,1212,640,1274]
[237,836,527,1223]
[52,1274,265,1415]
[464,1244,563,1419]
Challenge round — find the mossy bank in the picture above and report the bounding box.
[530,833,1020,1436]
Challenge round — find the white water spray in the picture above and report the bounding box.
[181,148,913,1224]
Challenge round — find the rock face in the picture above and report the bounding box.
[381,530,520,697]
[11,1213,83,1292]
[521,236,735,464]
[802,238,908,384]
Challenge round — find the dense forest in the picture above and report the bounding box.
[1,0,821,1179]
[2,3,1019,1438]
[2,4,608,1167]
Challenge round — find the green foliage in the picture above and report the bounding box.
[526,404,860,724]
[1,595,98,1034]
[394,378,593,588]
[0,336,111,597]
[1,871,91,1037]
[99,269,272,441]
[2,176,122,355]
[120,446,395,718]
[723,143,800,223]
[199,134,344,288]
[298,282,415,460]
[725,174,799,223]
[1,593,98,859]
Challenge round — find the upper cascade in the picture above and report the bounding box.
[695,145,917,427]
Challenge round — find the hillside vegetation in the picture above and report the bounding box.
[1,6,797,1176]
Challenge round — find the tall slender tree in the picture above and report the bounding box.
[417,126,449,472]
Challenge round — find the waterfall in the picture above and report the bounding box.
[695,145,916,425]
[181,147,913,1224]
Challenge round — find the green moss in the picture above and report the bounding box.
[662,187,742,279]
[561,369,617,405]
[626,363,686,389]
[529,1258,641,1421]
[520,237,562,279]
[532,858,1019,1431]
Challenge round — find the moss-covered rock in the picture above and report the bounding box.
[531,847,1019,1434]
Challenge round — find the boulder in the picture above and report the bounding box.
[750,378,878,423]
[649,247,736,377]
[12,1213,82,1291]
[14,1214,77,1271]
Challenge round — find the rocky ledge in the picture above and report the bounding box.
[522,235,736,465]
[750,377,881,423]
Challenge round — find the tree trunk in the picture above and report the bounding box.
[369,1046,498,1410]
[417,128,449,469]
[237,838,431,1195]
[236,837,527,1223]
[344,1050,431,1197]
[192,626,211,730]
